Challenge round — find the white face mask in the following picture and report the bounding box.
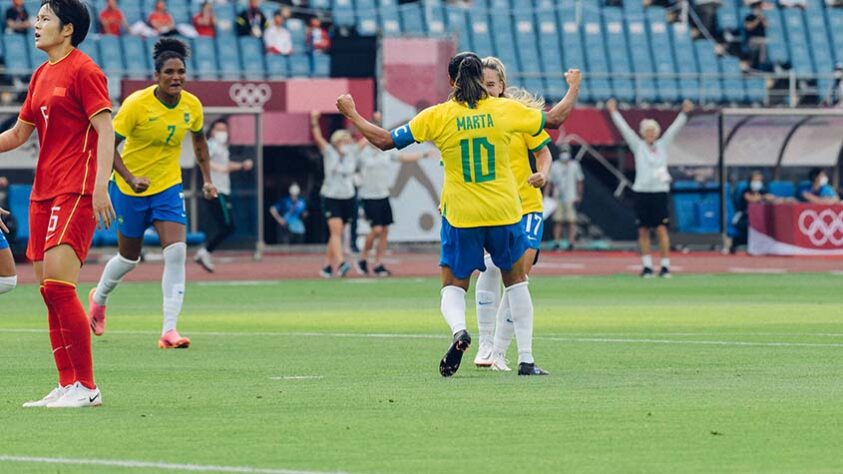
[750,181,763,192]
[560,152,571,162]
[212,131,228,143]
[818,176,829,187]
[289,184,300,197]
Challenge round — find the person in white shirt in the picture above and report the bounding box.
[312,111,358,278]
[264,11,292,55]
[607,98,693,278]
[194,119,253,272]
[355,113,431,277]
[548,145,584,251]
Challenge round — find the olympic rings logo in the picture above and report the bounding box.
[229,83,272,108]
[798,209,843,246]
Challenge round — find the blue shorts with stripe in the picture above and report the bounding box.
[111,182,187,239]
[0,229,8,250]
[440,217,530,280]
[521,212,545,250]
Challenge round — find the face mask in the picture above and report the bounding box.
[750,181,763,192]
[213,131,228,143]
[560,152,571,162]
[818,176,829,187]
[289,184,300,197]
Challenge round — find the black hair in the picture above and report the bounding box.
[448,51,479,81]
[809,167,826,183]
[40,0,90,47]
[153,37,190,72]
[447,53,487,108]
[206,118,228,138]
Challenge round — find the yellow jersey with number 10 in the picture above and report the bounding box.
[113,85,204,196]
[408,97,545,228]
[509,130,551,215]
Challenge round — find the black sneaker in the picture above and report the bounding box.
[439,330,472,377]
[659,266,672,278]
[373,264,392,277]
[518,362,549,376]
[319,265,333,278]
[640,267,654,278]
[356,259,369,275]
[337,261,352,277]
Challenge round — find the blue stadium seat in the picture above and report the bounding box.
[781,9,814,74]
[356,9,379,36]
[331,0,355,29]
[468,11,493,57]
[445,6,471,51]
[719,55,745,103]
[758,7,789,65]
[399,3,425,35]
[491,11,518,70]
[769,180,796,199]
[168,0,191,25]
[670,22,701,102]
[238,37,266,79]
[310,0,331,9]
[647,9,680,102]
[558,14,590,102]
[694,41,724,103]
[285,18,308,52]
[78,39,101,66]
[311,53,330,77]
[120,0,144,25]
[535,10,565,100]
[829,9,843,63]
[121,35,149,78]
[716,1,740,31]
[602,8,635,102]
[424,4,446,35]
[744,76,767,104]
[379,1,401,36]
[804,8,834,73]
[215,36,241,79]
[192,36,218,80]
[99,35,125,77]
[625,18,659,103]
[582,17,612,101]
[289,54,311,77]
[265,54,289,78]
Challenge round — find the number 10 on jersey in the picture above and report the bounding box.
[459,137,496,183]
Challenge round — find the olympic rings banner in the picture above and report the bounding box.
[748,203,843,256]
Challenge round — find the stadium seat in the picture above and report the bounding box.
[757,6,789,65]
[310,0,331,9]
[769,180,796,199]
[694,41,725,103]
[265,54,289,78]
[286,18,308,52]
[744,75,767,104]
[356,9,379,36]
[602,8,636,103]
[78,39,101,67]
[468,11,493,57]
[399,3,425,35]
[331,0,355,29]
[781,9,814,75]
[829,9,843,63]
[445,6,471,51]
[379,1,401,36]
[582,18,612,101]
[167,0,191,25]
[424,3,446,35]
[719,55,746,103]
[215,36,241,80]
[490,11,519,70]
[121,35,149,79]
[670,22,701,102]
[192,36,219,80]
[238,37,266,79]
[646,10,680,103]
[289,54,311,77]
[559,14,590,102]
[311,53,331,77]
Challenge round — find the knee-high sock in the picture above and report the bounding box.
[162,243,186,335]
[42,280,95,389]
[474,255,501,346]
[506,281,535,364]
[0,275,16,294]
[93,254,140,305]
[440,285,467,335]
[40,284,75,387]
[492,292,515,355]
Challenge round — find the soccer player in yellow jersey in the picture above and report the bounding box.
[88,39,218,349]
[472,57,572,373]
[337,52,581,377]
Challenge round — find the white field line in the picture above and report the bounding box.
[196,281,280,287]
[2,328,842,348]
[0,455,345,474]
[728,267,788,274]
[270,376,324,381]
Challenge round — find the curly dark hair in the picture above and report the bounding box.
[153,38,190,72]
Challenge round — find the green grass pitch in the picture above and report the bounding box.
[1,274,841,473]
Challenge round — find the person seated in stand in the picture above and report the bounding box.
[799,168,840,204]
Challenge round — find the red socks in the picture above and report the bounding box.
[41,280,96,389]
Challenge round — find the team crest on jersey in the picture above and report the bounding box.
[184,113,190,124]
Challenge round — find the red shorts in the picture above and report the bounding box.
[27,194,96,263]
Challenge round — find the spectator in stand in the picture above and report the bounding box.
[5,0,31,35]
[270,183,308,244]
[828,0,843,7]
[744,2,768,69]
[148,0,176,35]
[264,10,293,55]
[605,0,623,6]
[100,0,128,36]
[306,17,331,52]
[730,171,778,253]
[692,0,721,39]
[236,0,268,38]
[800,168,840,204]
[779,0,806,7]
[192,1,216,37]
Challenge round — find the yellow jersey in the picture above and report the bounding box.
[406,97,545,228]
[113,85,204,196]
[509,130,551,214]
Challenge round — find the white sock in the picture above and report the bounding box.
[162,243,187,335]
[506,281,535,364]
[0,275,16,294]
[94,254,140,305]
[661,257,670,269]
[492,292,515,355]
[641,254,653,269]
[440,285,467,335]
[474,255,501,346]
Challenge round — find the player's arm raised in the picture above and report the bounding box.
[0,119,35,152]
[336,94,395,151]
[90,111,117,230]
[192,130,218,199]
[544,69,582,129]
[310,111,331,153]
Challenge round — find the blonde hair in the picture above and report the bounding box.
[639,119,661,136]
[481,56,508,93]
[330,130,352,146]
[482,56,545,109]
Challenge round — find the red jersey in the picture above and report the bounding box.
[99,7,125,36]
[19,49,112,201]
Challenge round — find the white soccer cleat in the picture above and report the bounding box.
[194,248,214,273]
[490,352,512,372]
[22,385,69,408]
[46,382,102,408]
[473,341,494,367]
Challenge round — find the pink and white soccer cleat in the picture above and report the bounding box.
[88,288,107,336]
[158,330,191,349]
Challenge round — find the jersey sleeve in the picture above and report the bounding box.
[190,97,205,133]
[77,63,112,120]
[112,95,138,139]
[525,130,552,152]
[504,99,545,137]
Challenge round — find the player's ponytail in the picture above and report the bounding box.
[449,54,487,108]
[153,38,190,72]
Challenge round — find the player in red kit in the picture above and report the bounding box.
[0,0,115,408]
